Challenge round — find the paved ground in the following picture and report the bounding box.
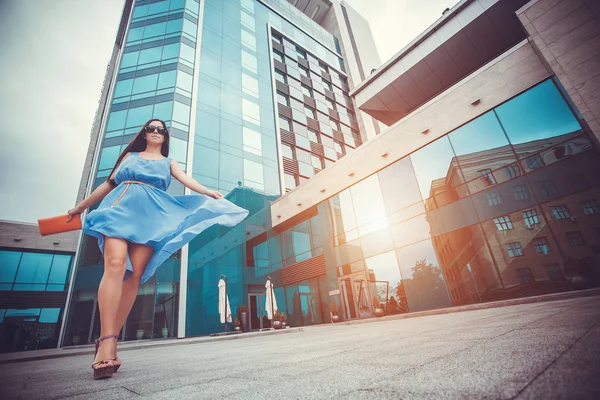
[1,296,599,399]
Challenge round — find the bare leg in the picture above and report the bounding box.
[113,243,153,366]
[94,237,128,365]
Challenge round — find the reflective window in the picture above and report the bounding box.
[281,143,293,159]
[301,84,312,97]
[169,137,188,163]
[0,251,21,285]
[138,47,162,65]
[277,90,289,106]
[512,184,531,201]
[126,104,153,128]
[176,71,193,92]
[299,64,310,78]
[566,231,585,247]
[495,79,581,145]
[241,30,256,51]
[172,102,190,125]
[273,50,284,63]
[242,50,258,73]
[311,155,323,169]
[106,110,128,132]
[284,173,296,190]
[242,99,261,125]
[242,73,259,97]
[325,98,335,110]
[275,69,287,83]
[534,238,551,255]
[493,216,513,231]
[410,137,457,203]
[98,145,121,170]
[279,115,291,131]
[307,129,319,143]
[114,79,133,98]
[516,268,534,284]
[522,209,540,227]
[244,159,264,187]
[242,127,261,156]
[506,242,523,257]
[304,106,316,119]
[132,73,158,94]
[552,206,571,220]
[15,253,53,284]
[582,200,600,215]
[486,190,503,207]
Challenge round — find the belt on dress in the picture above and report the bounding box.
[111,180,156,207]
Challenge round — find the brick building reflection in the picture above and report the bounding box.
[426,131,600,305]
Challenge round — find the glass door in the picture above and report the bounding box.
[248,293,271,330]
[338,271,372,320]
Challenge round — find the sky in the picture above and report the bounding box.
[0,0,457,224]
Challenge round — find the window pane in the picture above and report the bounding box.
[15,253,53,284]
[48,255,72,285]
[170,137,188,163]
[98,145,121,170]
[0,251,21,285]
[378,157,423,216]
[132,73,159,94]
[157,70,177,89]
[495,80,581,145]
[281,144,293,159]
[106,110,128,132]
[153,101,173,121]
[114,79,133,98]
[126,104,153,128]
[243,127,262,155]
[138,47,162,65]
[39,308,61,323]
[172,101,191,125]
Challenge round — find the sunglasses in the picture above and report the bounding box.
[144,125,168,135]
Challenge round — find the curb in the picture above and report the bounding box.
[0,327,303,365]
[331,288,600,327]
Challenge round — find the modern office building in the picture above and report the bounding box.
[59,0,600,347]
[61,0,381,345]
[0,221,78,352]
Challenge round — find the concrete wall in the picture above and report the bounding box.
[270,41,551,227]
[517,0,600,144]
[0,220,78,253]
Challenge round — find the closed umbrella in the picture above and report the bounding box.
[218,278,232,324]
[265,278,278,320]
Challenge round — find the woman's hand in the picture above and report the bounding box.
[67,206,84,221]
[205,190,224,199]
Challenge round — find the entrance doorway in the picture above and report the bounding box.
[338,272,373,320]
[248,293,271,331]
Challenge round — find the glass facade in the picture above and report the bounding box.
[185,0,347,336]
[0,250,73,352]
[245,79,600,325]
[63,0,201,345]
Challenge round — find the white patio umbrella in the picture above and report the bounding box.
[265,278,278,320]
[218,278,232,324]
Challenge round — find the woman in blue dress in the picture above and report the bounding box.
[68,119,249,379]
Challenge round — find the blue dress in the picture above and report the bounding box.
[83,152,249,283]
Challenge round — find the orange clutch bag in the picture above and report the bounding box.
[38,214,82,236]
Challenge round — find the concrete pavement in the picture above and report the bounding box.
[1,295,599,399]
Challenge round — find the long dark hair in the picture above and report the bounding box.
[106,119,170,185]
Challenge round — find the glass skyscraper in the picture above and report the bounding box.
[62,0,378,344]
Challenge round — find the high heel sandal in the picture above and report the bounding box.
[92,334,118,380]
[114,356,122,372]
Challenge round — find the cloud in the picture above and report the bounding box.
[0,0,123,223]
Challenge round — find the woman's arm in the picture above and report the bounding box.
[67,153,130,218]
[170,159,223,199]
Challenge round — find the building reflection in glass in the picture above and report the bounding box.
[253,78,600,324]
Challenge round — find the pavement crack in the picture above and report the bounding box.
[122,386,142,396]
[510,319,600,400]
